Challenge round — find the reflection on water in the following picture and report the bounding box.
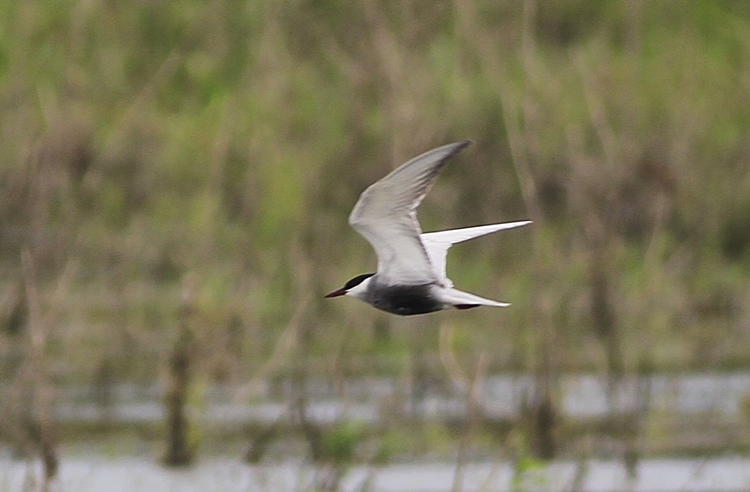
[1,457,750,492]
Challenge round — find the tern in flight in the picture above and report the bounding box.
[325,140,530,315]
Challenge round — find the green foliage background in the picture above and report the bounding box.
[1,0,750,386]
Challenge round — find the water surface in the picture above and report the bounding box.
[2,457,750,492]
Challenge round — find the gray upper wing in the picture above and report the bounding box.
[348,141,473,285]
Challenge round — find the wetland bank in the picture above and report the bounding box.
[2,0,750,490]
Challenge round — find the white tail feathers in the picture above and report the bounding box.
[437,287,510,308]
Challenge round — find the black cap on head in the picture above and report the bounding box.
[325,273,375,298]
[344,273,375,290]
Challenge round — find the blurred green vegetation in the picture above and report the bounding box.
[0,0,749,390]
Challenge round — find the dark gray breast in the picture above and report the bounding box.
[368,283,444,316]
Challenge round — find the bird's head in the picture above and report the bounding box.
[325,273,375,300]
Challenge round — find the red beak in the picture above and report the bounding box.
[325,289,347,298]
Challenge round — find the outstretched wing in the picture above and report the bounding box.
[420,221,532,285]
[349,141,473,285]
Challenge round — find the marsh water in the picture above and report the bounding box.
[2,456,750,492]
[2,372,750,491]
[46,371,750,424]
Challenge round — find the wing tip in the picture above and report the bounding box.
[455,139,474,152]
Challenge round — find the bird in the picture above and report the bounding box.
[325,140,530,316]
